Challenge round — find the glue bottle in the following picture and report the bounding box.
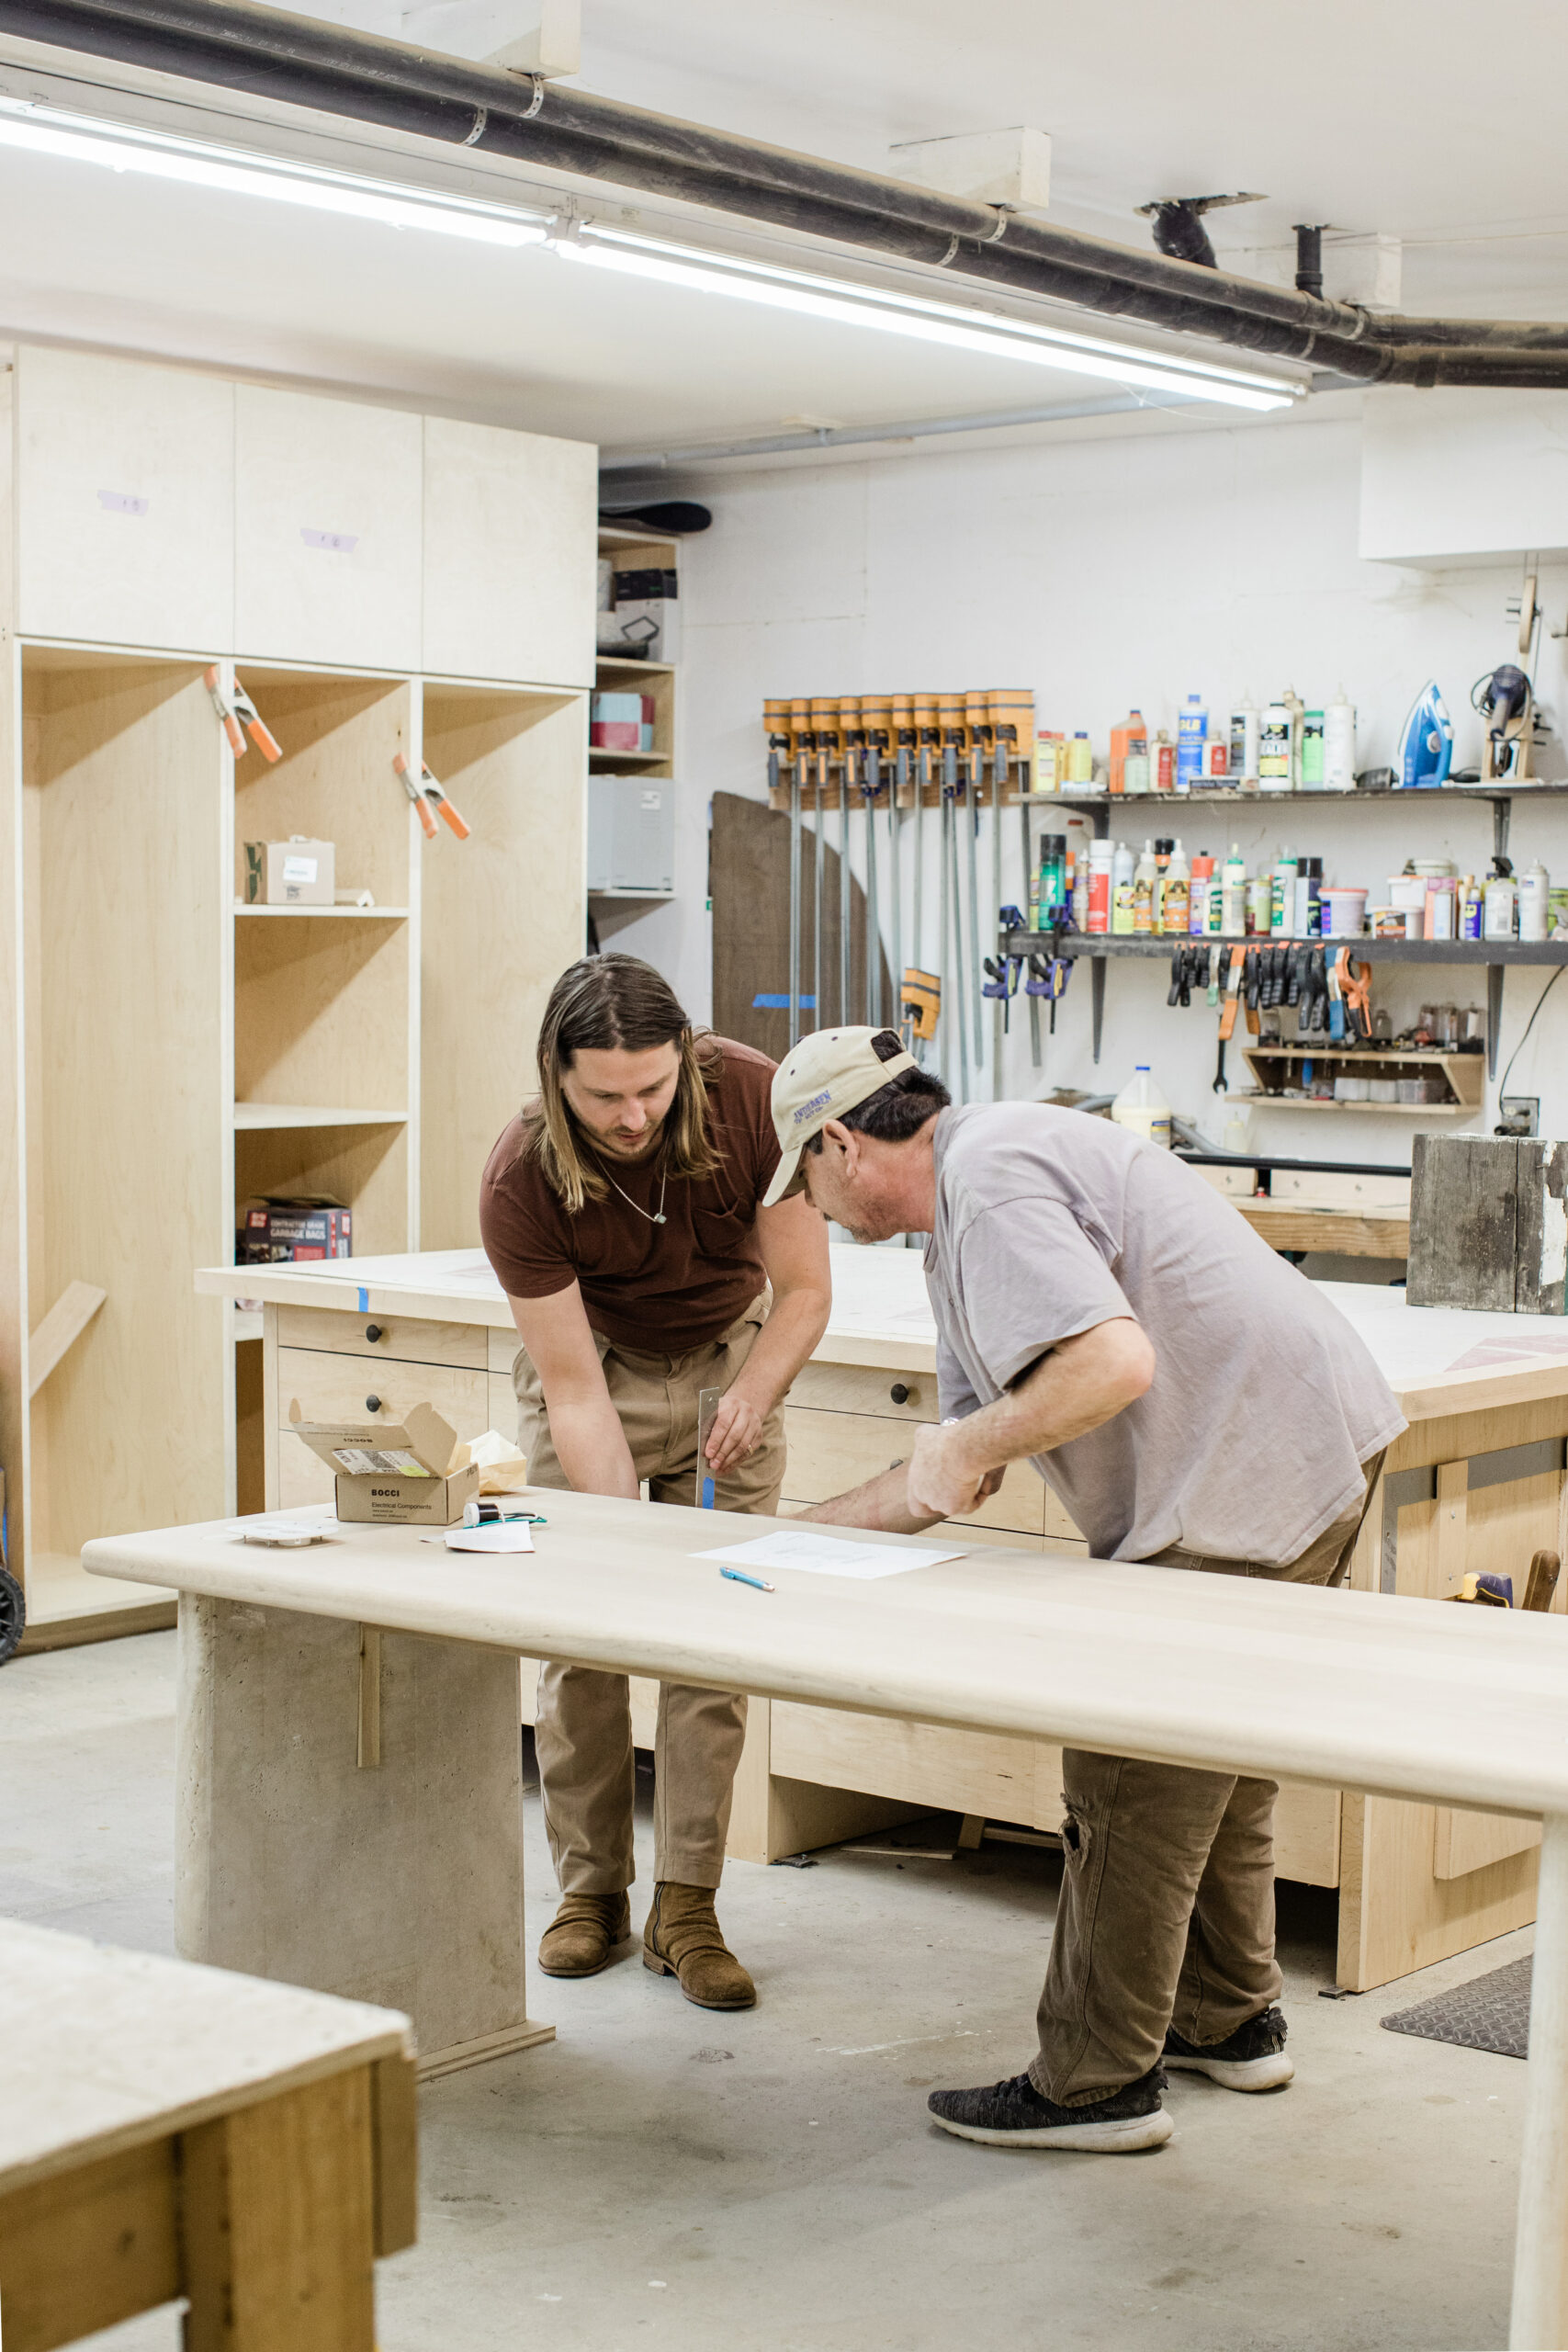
[1133,840,1157,934]
[1163,841,1190,935]
[1111,839,1135,933]
[1111,1064,1172,1149]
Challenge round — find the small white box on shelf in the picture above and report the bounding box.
[243,836,335,905]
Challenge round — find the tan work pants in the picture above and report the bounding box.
[1032,1463,1382,2107]
[513,1296,786,1896]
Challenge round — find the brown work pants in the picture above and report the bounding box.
[513,1296,786,1896]
[1032,1464,1382,2108]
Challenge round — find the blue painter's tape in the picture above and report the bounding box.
[701,1476,716,1510]
[357,1286,369,1312]
[751,993,818,1010]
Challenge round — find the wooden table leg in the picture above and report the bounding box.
[1511,1811,1568,2347]
[182,2072,376,2352]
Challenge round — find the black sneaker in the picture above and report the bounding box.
[1164,2004,1293,2092]
[927,2064,1171,2152]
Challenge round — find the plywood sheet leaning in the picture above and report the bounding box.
[710,789,889,1060]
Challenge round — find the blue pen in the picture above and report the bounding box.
[720,1566,775,1593]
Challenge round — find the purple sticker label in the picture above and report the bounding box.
[300,527,358,554]
[97,490,148,515]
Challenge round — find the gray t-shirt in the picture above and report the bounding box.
[925,1103,1405,1565]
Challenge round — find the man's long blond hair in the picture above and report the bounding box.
[524,956,723,1215]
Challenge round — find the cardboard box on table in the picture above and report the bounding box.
[288,1399,479,1525]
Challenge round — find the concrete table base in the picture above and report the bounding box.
[175,1596,551,2077]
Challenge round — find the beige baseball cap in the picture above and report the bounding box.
[762,1026,919,1207]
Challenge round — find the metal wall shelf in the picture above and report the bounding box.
[1041,781,1568,814]
[999,928,1568,1076]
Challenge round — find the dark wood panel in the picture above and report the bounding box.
[710,791,890,1061]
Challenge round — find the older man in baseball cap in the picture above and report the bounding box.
[770,1025,1401,2158]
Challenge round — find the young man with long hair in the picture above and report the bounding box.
[479,956,830,2009]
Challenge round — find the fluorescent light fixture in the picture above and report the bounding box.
[557,225,1303,413]
[0,100,551,246]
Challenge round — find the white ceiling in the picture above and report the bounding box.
[1,0,1566,462]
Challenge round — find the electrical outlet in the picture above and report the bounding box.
[1498,1095,1540,1137]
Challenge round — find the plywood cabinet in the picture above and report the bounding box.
[423,419,597,687]
[14,346,234,651]
[234,389,423,671]
[3,350,592,1646]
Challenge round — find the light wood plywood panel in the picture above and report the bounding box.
[423,418,597,687]
[489,1371,518,1437]
[1274,1783,1341,1887]
[16,346,234,652]
[276,1304,486,1369]
[24,655,229,1564]
[235,1123,410,1260]
[0,379,26,1585]
[783,1404,1045,1534]
[419,687,585,1250]
[231,672,412,914]
[235,389,422,670]
[771,1700,1062,1827]
[1337,1790,1540,1990]
[235,912,409,1114]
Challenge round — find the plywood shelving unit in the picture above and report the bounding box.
[592,526,678,921]
[1,345,595,1645]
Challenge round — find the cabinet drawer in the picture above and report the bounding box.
[490,1327,521,1378]
[278,1437,336,1510]
[277,1347,489,1440]
[782,1406,1044,1535]
[772,1702,1065,1830]
[276,1305,488,1369]
[790,1362,935,1420]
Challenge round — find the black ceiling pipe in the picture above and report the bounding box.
[9,0,1568,386]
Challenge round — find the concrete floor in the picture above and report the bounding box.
[2,1629,1533,2352]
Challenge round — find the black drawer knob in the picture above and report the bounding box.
[366,1323,384,1343]
[365,1395,381,1413]
[890,1383,912,1405]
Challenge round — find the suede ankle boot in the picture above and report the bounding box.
[538,1891,632,1977]
[643,1882,756,2009]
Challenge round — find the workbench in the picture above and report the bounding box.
[0,1918,415,2352]
[197,1244,1568,1992]
[82,1490,1568,2348]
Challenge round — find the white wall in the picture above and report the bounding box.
[647,407,1568,1166]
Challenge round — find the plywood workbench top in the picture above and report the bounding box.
[0,1918,411,2195]
[85,1489,1568,1823]
[200,1242,1568,1417]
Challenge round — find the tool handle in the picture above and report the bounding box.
[431,788,471,841]
[245,714,284,763]
[1525,1549,1562,1613]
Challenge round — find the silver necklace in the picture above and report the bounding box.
[603,1159,669,1226]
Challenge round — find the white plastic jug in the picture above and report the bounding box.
[1111,1064,1172,1149]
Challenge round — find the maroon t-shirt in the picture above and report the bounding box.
[479,1039,782,1352]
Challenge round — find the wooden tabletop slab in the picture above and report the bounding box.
[0,1919,412,2195]
[85,1491,1568,1823]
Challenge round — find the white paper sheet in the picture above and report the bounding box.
[695,1530,966,1580]
[443,1521,536,1554]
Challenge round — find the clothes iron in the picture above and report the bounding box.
[1396,679,1454,788]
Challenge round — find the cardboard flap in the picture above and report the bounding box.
[288,1396,461,1477]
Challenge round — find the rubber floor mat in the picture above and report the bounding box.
[1381,1954,1532,2060]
